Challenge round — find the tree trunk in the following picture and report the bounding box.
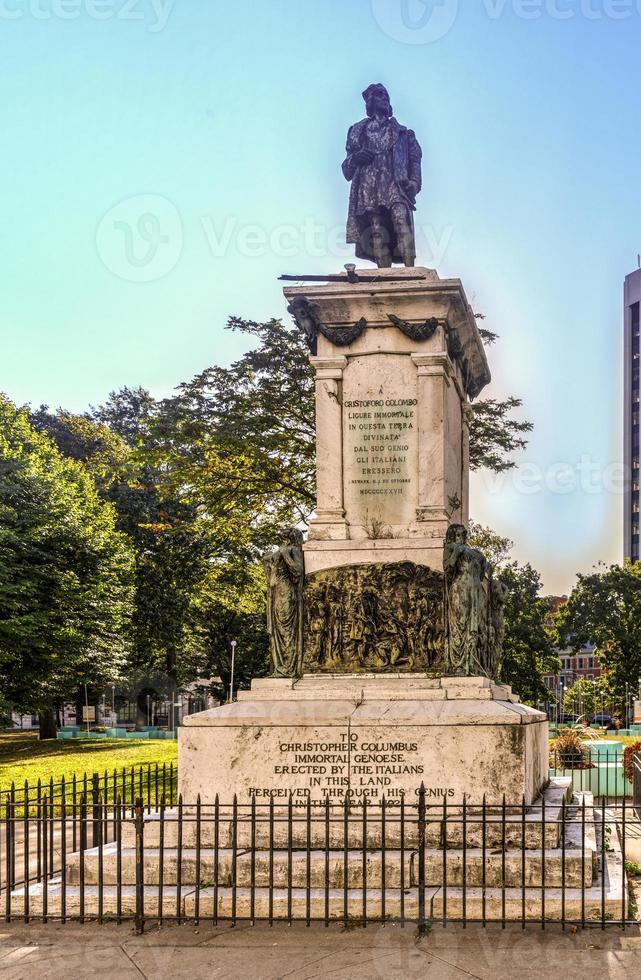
[38,707,57,740]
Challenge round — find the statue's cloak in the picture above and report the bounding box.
[342,116,422,265]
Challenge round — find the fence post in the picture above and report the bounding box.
[92,773,101,849]
[10,784,16,892]
[633,754,641,815]
[417,783,426,935]
[134,797,144,935]
[4,795,12,922]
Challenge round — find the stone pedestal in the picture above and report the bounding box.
[284,267,490,577]
[179,675,548,807]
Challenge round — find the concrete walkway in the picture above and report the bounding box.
[0,920,640,979]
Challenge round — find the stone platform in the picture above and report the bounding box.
[179,675,548,807]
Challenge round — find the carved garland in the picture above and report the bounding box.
[387,314,440,342]
[288,298,480,397]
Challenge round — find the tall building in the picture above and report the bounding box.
[624,268,641,562]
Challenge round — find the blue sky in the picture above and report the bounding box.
[1,0,639,594]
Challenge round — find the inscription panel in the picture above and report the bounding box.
[343,354,418,529]
[180,717,545,807]
[246,729,453,806]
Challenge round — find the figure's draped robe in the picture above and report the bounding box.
[342,116,422,265]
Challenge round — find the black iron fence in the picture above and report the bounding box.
[0,784,636,932]
[549,749,630,804]
[0,762,177,817]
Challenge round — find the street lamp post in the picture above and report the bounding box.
[559,682,565,725]
[601,693,605,728]
[626,683,630,729]
[229,640,237,704]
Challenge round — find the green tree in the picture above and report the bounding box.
[92,390,217,694]
[556,562,641,708]
[32,395,230,703]
[469,524,559,704]
[198,562,270,699]
[498,564,559,705]
[150,318,316,544]
[467,521,513,568]
[562,675,613,719]
[0,395,134,738]
[470,323,532,472]
[469,399,532,473]
[30,406,131,491]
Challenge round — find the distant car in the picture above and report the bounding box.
[590,714,613,727]
[559,714,579,725]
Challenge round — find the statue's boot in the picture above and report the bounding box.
[391,206,416,268]
[369,216,393,268]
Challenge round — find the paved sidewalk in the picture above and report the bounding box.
[0,920,640,979]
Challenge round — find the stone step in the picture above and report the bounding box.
[185,883,623,923]
[120,808,569,851]
[6,817,622,926]
[8,879,620,923]
[66,846,409,889]
[242,675,521,705]
[66,840,594,890]
[121,779,573,852]
[5,882,193,918]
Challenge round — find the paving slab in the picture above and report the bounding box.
[0,943,140,979]
[0,921,639,979]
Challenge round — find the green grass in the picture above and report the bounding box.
[0,730,177,793]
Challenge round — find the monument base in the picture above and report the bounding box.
[179,675,548,806]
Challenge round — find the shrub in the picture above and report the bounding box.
[551,729,593,770]
[622,742,641,783]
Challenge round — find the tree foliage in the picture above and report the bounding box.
[0,395,134,736]
[32,397,223,689]
[469,523,559,704]
[199,562,270,699]
[467,521,513,568]
[561,675,613,718]
[147,318,316,547]
[469,398,532,473]
[91,391,217,686]
[30,406,131,491]
[556,562,641,703]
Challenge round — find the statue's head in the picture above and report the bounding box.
[284,527,304,548]
[446,523,468,546]
[363,83,392,119]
